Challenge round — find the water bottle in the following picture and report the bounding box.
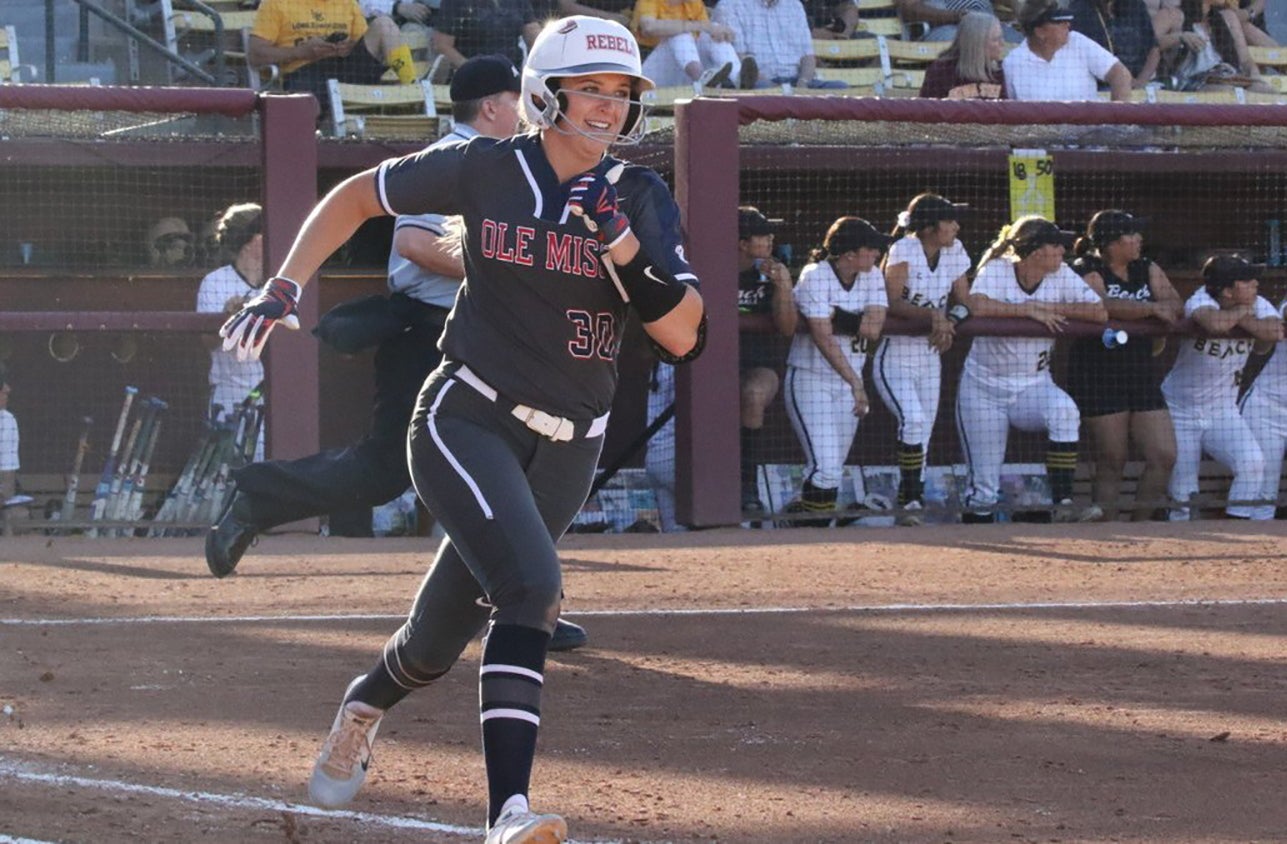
[1267,219,1282,267]
[1102,328,1128,349]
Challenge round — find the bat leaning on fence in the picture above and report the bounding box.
[60,416,93,528]
[87,386,138,535]
[121,409,165,532]
[108,397,167,535]
[99,399,154,529]
[150,418,217,535]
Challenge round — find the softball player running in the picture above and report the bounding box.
[784,217,890,521]
[1162,255,1282,520]
[873,193,971,524]
[955,216,1107,523]
[220,17,705,843]
[1239,295,1287,520]
[1066,210,1182,521]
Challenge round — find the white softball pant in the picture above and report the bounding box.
[785,365,860,491]
[873,338,940,450]
[1240,390,1285,520]
[640,32,740,87]
[1166,402,1265,520]
[955,372,1079,511]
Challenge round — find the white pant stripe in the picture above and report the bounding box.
[427,381,494,520]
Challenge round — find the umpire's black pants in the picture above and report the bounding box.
[230,305,447,529]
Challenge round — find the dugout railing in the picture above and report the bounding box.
[673,96,1287,527]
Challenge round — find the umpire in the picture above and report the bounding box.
[205,55,588,651]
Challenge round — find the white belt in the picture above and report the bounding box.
[453,364,609,442]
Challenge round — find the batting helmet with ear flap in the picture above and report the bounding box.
[521,15,655,145]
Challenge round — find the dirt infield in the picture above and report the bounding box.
[2,521,1286,843]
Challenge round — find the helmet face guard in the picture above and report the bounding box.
[521,16,655,145]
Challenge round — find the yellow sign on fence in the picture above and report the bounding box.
[1008,149,1056,222]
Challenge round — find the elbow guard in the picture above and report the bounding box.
[651,312,707,365]
[605,250,689,323]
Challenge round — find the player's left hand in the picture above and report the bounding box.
[565,165,632,249]
[928,312,955,352]
[851,382,869,417]
[220,275,301,362]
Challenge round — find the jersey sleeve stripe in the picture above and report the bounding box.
[394,219,448,236]
[374,162,396,217]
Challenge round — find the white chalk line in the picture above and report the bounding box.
[0,758,629,843]
[3,597,1287,627]
[0,758,477,837]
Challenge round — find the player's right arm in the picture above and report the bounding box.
[1238,297,1285,350]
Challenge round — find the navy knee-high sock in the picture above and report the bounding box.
[480,623,549,826]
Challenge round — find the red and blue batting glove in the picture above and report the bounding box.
[220,275,302,362]
[564,167,632,249]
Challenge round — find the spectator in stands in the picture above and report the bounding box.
[737,206,797,515]
[1240,292,1287,520]
[1144,0,1186,55]
[919,10,1009,97]
[896,0,1023,43]
[1003,0,1132,99]
[1070,0,1162,86]
[1161,255,1283,520]
[1066,210,1181,521]
[713,0,849,89]
[361,0,434,27]
[555,0,635,26]
[249,0,418,111]
[632,0,741,88]
[783,217,890,524]
[1170,0,1273,90]
[432,0,540,71]
[145,216,195,268]
[808,0,863,39]
[956,216,1107,523]
[873,193,972,526]
[0,374,23,509]
[196,203,266,459]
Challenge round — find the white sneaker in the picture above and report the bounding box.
[1078,503,1105,522]
[896,500,924,527]
[486,796,567,844]
[1052,498,1077,523]
[694,61,734,91]
[308,687,384,808]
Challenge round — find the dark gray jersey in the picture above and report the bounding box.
[376,132,696,418]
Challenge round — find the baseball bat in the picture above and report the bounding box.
[113,398,166,534]
[123,412,164,531]
[87,385,139,533]
[103,403,153,526]
[151,420,215,534]
[60,416,93,526]
[589,402,675,496]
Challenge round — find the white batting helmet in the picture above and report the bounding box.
[521,15,654,144]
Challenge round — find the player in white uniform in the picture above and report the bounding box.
[1239,295,1287,520]
[784,216,890,521]
[956,216,1107,522]
[195,203,265,460]
[873,193,972,525]
[1162,256,1283,520]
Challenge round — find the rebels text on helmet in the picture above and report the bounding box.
[585,33,637,57]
